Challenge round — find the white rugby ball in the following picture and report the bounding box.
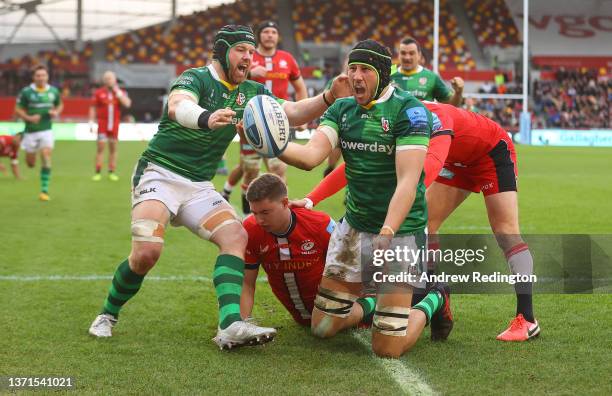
[243,95,290,158]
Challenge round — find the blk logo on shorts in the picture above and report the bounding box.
[139,187,156,195]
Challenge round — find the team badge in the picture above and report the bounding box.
[301,241,315,251]
[236,92,246,105]
[280,59,288,68]
[381,117,390,133]
[419,77,428,86]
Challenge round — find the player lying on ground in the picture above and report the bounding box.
[14,65,63,201]
[277,39,453,358]
[240,173,375,327]
[295,101,539,342]
[0,134,22,179]
[88,24,351,350]
[221,20,308,214]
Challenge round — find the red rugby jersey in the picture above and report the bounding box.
[0,135,17,159]
[423,101,509,165]
[251,50,301,100]
[91,87,126,133]
[244,208,335,325]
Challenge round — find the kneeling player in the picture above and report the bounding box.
[241,173,375,327]
[278,40,452,358]
[298,101,539,342]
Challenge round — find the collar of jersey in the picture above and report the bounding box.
[30,83,50,92]
[360,86,395,110]
[271,210,297,238]
[208,64,238,91]
[398,65,424,76]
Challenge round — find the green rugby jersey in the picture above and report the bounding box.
[319,86,432,234]
[142,65,280,181]
[391,66,452,102]
[16,84,61,133]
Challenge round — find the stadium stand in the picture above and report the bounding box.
[292,0,476,71]
[532,69,610,129]
[105,1,277,67]
[464,0,521,47]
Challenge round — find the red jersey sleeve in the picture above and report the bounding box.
[306,162,347,206]
[288,54,301,81]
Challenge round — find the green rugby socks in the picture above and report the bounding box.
[412,290,444,324]
[102,259,145,318]
[40,167,51,193]
[213,254,245,329]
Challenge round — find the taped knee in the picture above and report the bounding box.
[314,287,356,318]
[198,209,241,240]
[373,305,410,336]
[131,219,165,243]
[242,153,261,172]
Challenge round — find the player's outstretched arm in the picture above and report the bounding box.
[424,133,452,187]
[240,266,259,320]
[279,129,334,171]
[167,92,235,130]
[282,74,350,126]
[306,162,347,206]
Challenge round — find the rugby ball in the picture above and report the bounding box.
[243,95,290,158]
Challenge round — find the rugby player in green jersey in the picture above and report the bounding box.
[391,37,464,106]
[14,65,63,201]
[279,40,453,358]
[88,25,351,350]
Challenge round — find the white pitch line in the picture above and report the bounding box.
[352,331,437,396]
[0,275,269,282]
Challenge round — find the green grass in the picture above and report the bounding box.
[1,142,611,395]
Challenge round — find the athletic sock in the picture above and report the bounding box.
[102,259,145,318]
[412,290,444,325]
[355,296,376,323]
[40,167,51,193]
[213,254,245,329]
[506,243,535,322]
[411,240,440,306]
[241,183,250,214]
[223,180,234,197]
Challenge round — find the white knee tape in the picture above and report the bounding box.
[197,209,241,240]
[373,305,410,336]
[314,287,357,318]
[131,219,165,243]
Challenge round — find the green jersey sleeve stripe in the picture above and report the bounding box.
[397,136,430,147]
[171,89,199,103]
[320,119,339,131]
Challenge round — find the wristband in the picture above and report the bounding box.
[380,225,395,236]
[197,110,212,130]
[322,91,333,107]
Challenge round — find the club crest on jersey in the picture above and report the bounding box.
[236,92,246,105]
[381,117,390,133]
[419,77,428,86]
[280,59,288,68]
[301,241,315,251]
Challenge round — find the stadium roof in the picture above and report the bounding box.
[0,0,233,43]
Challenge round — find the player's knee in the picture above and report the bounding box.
[372,305,410,337]
[310,311,340,339]
[129,247,161,273]
[372,342,404,359]
[311,287,356,338]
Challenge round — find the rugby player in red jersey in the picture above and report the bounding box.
[241,173,375,328]
[222,21,308,214]
[296,101,539,342]
[89,71,132,181]
[0,134,21,179]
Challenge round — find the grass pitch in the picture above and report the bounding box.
[1,142,611,395]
